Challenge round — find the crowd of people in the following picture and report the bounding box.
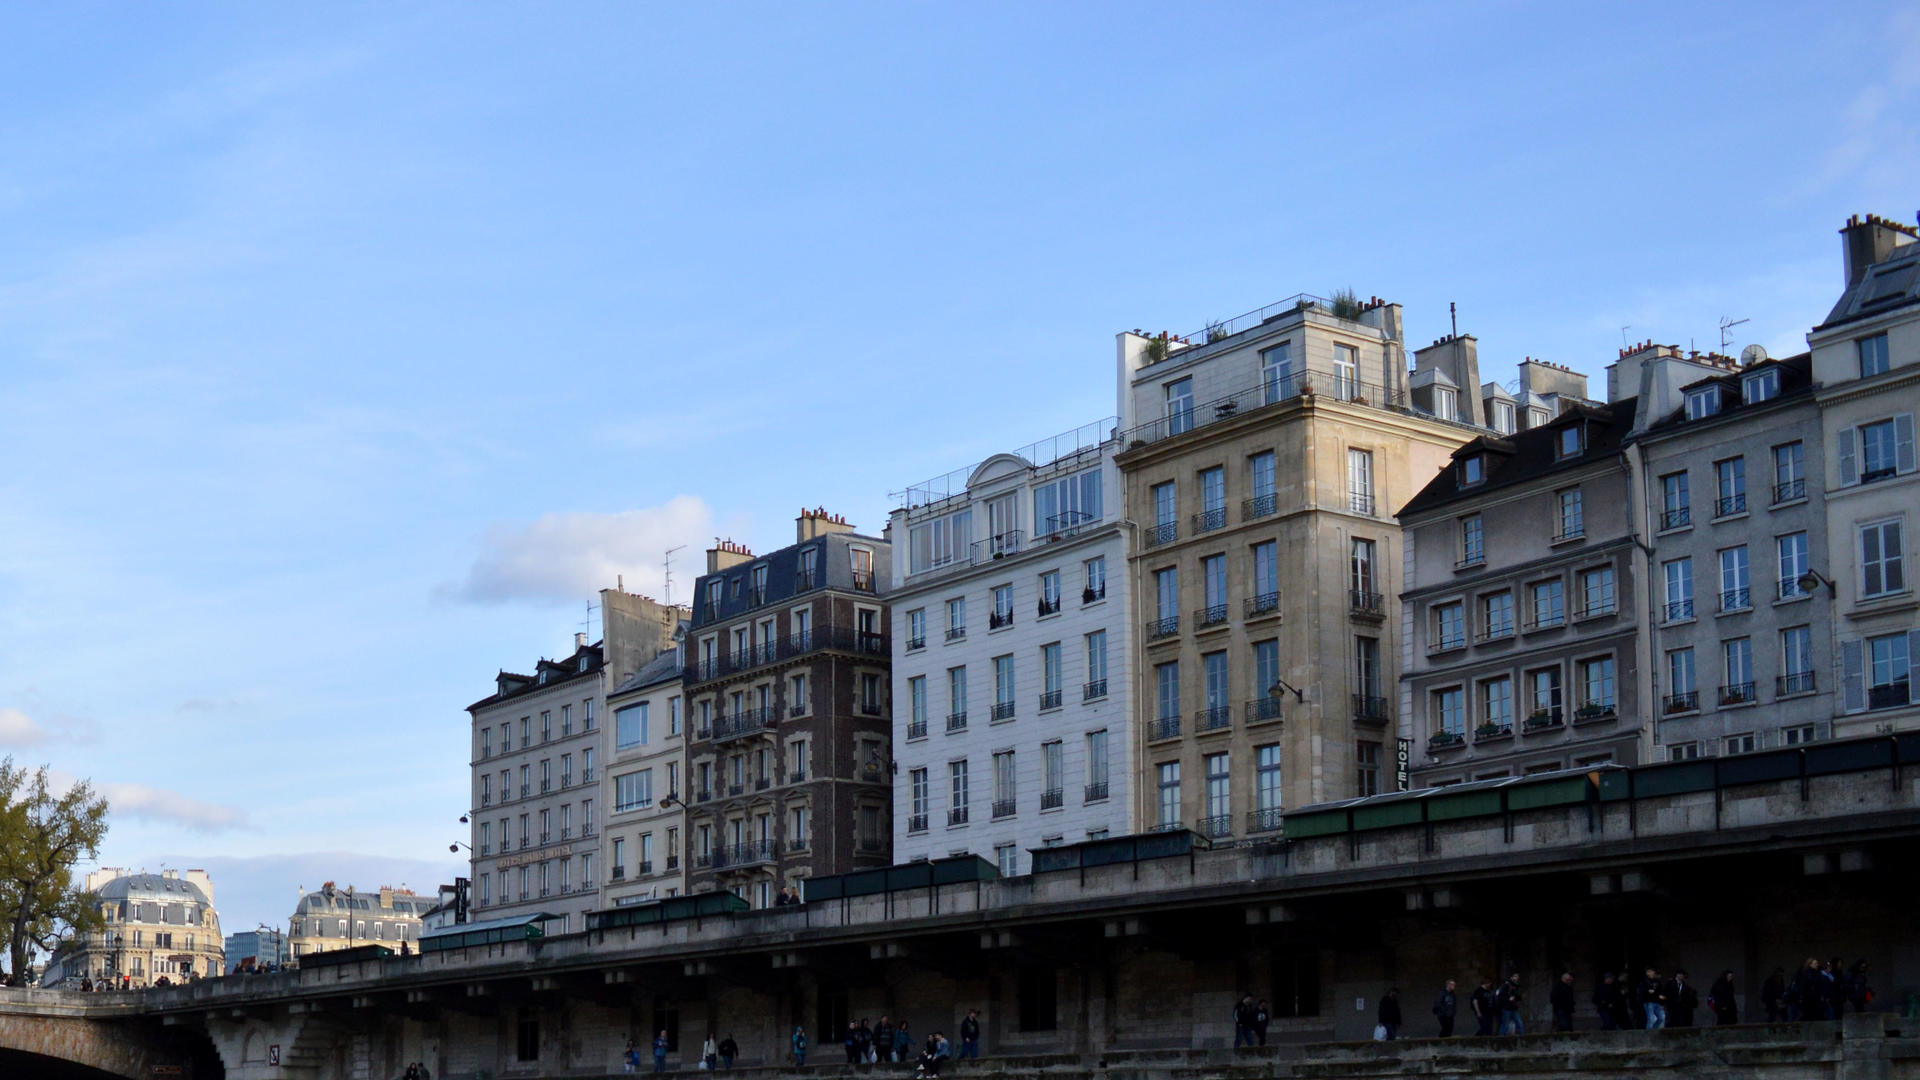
[625,1012,984,1075]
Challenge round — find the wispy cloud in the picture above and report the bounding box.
[441,496,721,605]
[0,707,49,747]
[99,781,248,833]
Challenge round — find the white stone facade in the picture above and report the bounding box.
[889,434,1135,876]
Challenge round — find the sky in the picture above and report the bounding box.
[1,2,1915,943]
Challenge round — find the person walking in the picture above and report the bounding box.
[1708,971,1740,1025]
[893,1020,913,1063]
[1432,979,1458,1037]
[652,1031,670,1073]
[1233,993,1257,1048]
[1550,972,1576,1031]
[718,1035,737,1070]
[1594,974,1620,1030]
[624,1037,641,1074]
[958,1009,982,1060]
[875,1017,895,1062]
[1761,967,1787,1023]
[1847,961,1875,1013]
[856,1019,874,1064]
[1470,977,1497,1036]
[1668,970,1699,1027]
[1638,968,1668,1030]
[702,1033,718,1071]
[1252,999,1271,1046]
[1377,988,1402,1040]
[1495,973,1525,1036]
[845,1021,861,1065]
[792,1025,808,1068]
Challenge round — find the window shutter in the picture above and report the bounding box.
[1838,428,1857,485]
[1840,639,1866,714]
[1897,414,1916,474]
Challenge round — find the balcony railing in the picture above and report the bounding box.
[1524,610,1565,631]
[1720,587,1752,612]
[1523,708,1562,731]
[1144,521,1178,548]
[1085,780,1109,802]
[1574,702,1617,722]
[908,813,928,833]
[907,718,929,739]
[1869,682,1910,710]
[1246,806,1285,834]
[666,854,679,870]
[1719,682,1756,707]
[1715,493,1748,517]
[1246,696,1283,724]
[970,532,1025,564]
[1580,595,1618,619]
[1428,730,1465,750]
[946,711,968,732]
[1038,596,1062,618]
[1661,506,1691,530]
[1664,598,1695,621]
[1353,695,1390,723]
[1429,631,1466,652]
[789,768,808,784]
[1195,604,1229,628]
[988,609,1015,630]
[1116,363,1476,448]
[1039,689,1062,711]
[1349,590,1384,617]
[1243,493,1277,521]
[991,798,1017,819]
[1553,524,1585,544]
[1082,584,1106,605]
[1084,678,1108,700]
[709,708,779,744]
[1476,723,1514,742]
[946,626,967,642]
[794,567,821,592]
[1149,715,1182,741]
[991,701,1016,722]
[1192,507,1227,534]
[1348,491,1375,516]
[1476,622,1516,643]
[1777,671,1816,696]
[1040,788,1063,810]
[638,860,653,875]
[1777,578,1810,601]
[948,806,969,826]
[711,840,779,869]
[851,570,877,593]
[1664,690,1700,714]
[1456,550,1485,571]
[1147,615,1180,640]
[1245,591,1281,618]
[686,625,892,684]
[1196,704,1233,732]
[858,698,884,717]
[1773,478,1806,504]
[1198,814,1233,839]
[907,635,926,650]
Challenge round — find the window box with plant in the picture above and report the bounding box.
[1575,702,1616,722]
[1475,722,1512,741]
[1428,730,1465,750]
[1524,709,1562,731]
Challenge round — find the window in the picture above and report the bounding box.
[670,696,681,735]
[991,585,1015,628]
[1664,558,1694,621]
[481,727,491,758]
[1152,481,1177,528]
[1744,368,1779,403]
[1433,687,1465,736]
[1202,554,1227,620]
[1253,639,1280,712]
[1780,626,1814,695]
[1459,515,1484,565]
[1084,556,1106,601]
[1085,630,1108,697]
[1333,343,1358,400]
[907,608,927,649]
[1667,648,1698,711]
[1482,676,1514,731]
[1155,661,1180,721]
[1202,651,1229,720]
[1347,449,1375,514]
[1041,643,1062,708]
[1433,386,1457,421]
[1556,489,1583,540]
[1199,466,1226,527]
[993,750,1016,817]
[1154,567,1179,623]
[1581,566,1616,616]
[1715,457,1747,516]
[1039,570,1061,615]
[948,760,970,822]
[993,655,1016,719]
[1777,533,1810,599]
[1261,341,1295,402]
[1859,333,1890,378]
[560,753,571,788]
[1529,579,1564,628]
[1202,753,1230,835]
[1685,384,1721,419]
[481,773,492,807]
[946,597,966,640]
[1842,415,1915,484]
[1042,741,1063,805]
[1350,538,1378,598]
[1772,441,1805,503]
[611,837,626,877]
[1249,451,1277,508]
[1723,638,1754,704]
[1492,400,1516,435]
[1255,745,1282,813]
[948,666,968,722]
[1725,732,1757,756]
[615,702,649,750]
[614,770,652,812]
[1247,540,1279,614]
[1481,590,1514,639]
[789,806,810,847]
[1845,632,1915,712]
[909,509,973,573]
[1034,467,1102,535]
[1085,731,1110,800]
[788,738,808,781]
[1557,425,1582,459]
[1861,519,1906,596]
[995,843,1019,878]
[1579,657,1616,712]
[1356,742,1381,796]
[1669,741,1701,762]
[1719,546,1751,611]
[1431,601,1465,649]
[1165,378,1194,435]
[1661,472,1690,529]
[1460,455,1485,486]
[1156,761,1181,828]
[1354,637,1381,700]
[1527,667,1561,721]
[909,768,929,831]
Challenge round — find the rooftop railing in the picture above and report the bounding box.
[892,416,1118,510]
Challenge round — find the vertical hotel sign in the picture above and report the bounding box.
[1395,738,1412,791]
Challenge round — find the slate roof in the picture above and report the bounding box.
[1398,398,1635,518]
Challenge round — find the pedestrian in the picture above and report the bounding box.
[1431,979,1457,1037]
[857,1018,874,1064]
[1550,972,1575,1031]
[792,1025,808,1068]
[1233,993,1257,1048]
[623,1037,640,1073]
[703,1032,718,1071]
[893,1020,913,1062]
[719,1035,736,1070]
[1470,977,1497,1036]
[1252,999,1270,1046]
[1668,970,1698,1027]
[1377,988,1402,1040]
[1761,967,1787,1023]
[845,1021,861,1065]
[875,1016,895,1062]
[1594,974,1619,1030]
[1708,970,1739,1025]
[1495,972,1525,1036]
[958,1008,981,1059]
[1847,961,1874,1013]
[653,1030,670,1073]
[1828,958,1849,1020]
[1638,968,1667,1030]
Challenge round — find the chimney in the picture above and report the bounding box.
[796,507,856,543]
[1840,214,1917,287]
[706,538,754,574]
[1517,358,1590,403]
[1411,333,1483,426]
[574,632,587,650]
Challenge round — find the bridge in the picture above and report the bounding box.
[5,734,1919,1079]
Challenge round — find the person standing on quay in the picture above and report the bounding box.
[1431,979,1458,1037]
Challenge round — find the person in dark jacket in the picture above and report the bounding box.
[1761,968,1787,1022]
[1708,971,1739,1025]
[1495,973,1525,1036]
[1667,970,1699,1027]
[1594,973,1621,1030]
[1233,993,1257,1047]
[1252,1000,1271,1046]
[1470,977,1497,1036]
[1847,961,1874,1013]
[958,1009,982,1059]
[1638,968,1668,1029]
[1828,958,1850,1020]
[1432,979,1458,1037]
[1377,988,1402,1040]
[718,1035,737,1070]
[1550,972,1576,1031]
[652,1031,670,1073]
[893,1021,913,1062]
[845,1021,861,1064]
[1788,957,1826,1021]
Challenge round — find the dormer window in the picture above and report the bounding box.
[1433,387,1457,421]
[1743,369,1779,403]
[1557,426,1583,459]
[578,654,590,672]
[1491,400,1515,435]
[1685,385,1721,420]
[1460,455,1486,486]
[1528,408,1550,429]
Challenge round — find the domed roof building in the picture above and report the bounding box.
[42,868,224,988]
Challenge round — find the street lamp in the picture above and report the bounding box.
[1796,569,1837,597]
[1268,679,1306,703]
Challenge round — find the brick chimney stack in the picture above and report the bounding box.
[1840,213,1917,287]
[796,507,856,543]
[706,538,755,574]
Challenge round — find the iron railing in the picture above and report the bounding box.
[1664,690,1700,714]
[1084,781,1109,802]
[1144,521,1178,548]
[1245,591,1280,618]
[1350,590,1384,617]
[991,701,1016,722]
[1196,705,1233,732]
[1716,493,1748,517]
[946,711,968,732]
[1147,615,1181,640]
[1777,671,1816,695]
[1149,715,1182,741]
[686,626,890,685]
[1040,689,1062,711]
[1773,478,1806,504]
[1192,507,1227,534]
[1196,604,1229,628]
[1083,679,1108,700]
[1246,807,1285,834]
[1353,695,1390,722]
[1719,682,1756,707]
[1041,788,1063,810]
[1246,697,1283,723]
[1243,493,1277,521]
[1720,587,1752,612]
[1661,506,1691,530]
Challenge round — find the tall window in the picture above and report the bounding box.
[1579,657,1616,711]
[1715,457,1747,516]
[1460,515,1484,565]
[1530,579,1564,628]
[1432,601,1465,648]
[1085,630,1108,696]
[993,655,1016,718]
[1261,341,1295,402]
[1777,533,1810,599]
[1152,481,1177,528]
[992,583,1015,626]
[1664,558,1694,620]
[1845,416,1914,484]
[909,768,929,829]
[1249,451,1277,506]
[1041,643,1062,707]
[908,608,926,648]
[1034,467,1103,535]
[1557,489,1583,539]
[1347,449,1375,515]
[908,676,927,736]
[1156,762,1182,828]
[1155,661,1180,720]
[1528,667,1562,719]
[1492,400,1516,434]
[1084,556,1106,601]
[1252,541,1279,609]
[1661,472,1690,529]
[1433,386,1457,421]
[1085,730,1109,799]
[1719,546,1751,611]
[1581,566,1616,616]
[1482,676,1514,731]
[1155,567,1179,622]
[1356,742,1381,796]
[1859,332,1890,378]
[984,496,1017,556]
[1042,741,1063,800]
[1773,441,1805,503]
[1668,647,1698,704]
[1203,651,1229,715]
[1202,554,1227,617]
[1039,570,1061,614]
[909,509,972,573]
[1433,687,1465,735]
[1481,590,1514,638]
[1253,639,1280,714]
[1861,520,1905,597]
[616,703,649,751]
[1333,343,1359,400]
[1781,626,1814,693]
[948,761,969,821]
[1203,753,1230,834]
[1723,638,1754,702]
[948,666,968,719]
[1256,746,1283,814]
[1354,637,1381,700]
[1200,467,1226,520]
[1165,378,1194,435]
[1350,538,1378,598]
[993,751,1017,816]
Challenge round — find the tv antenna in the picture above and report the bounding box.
[1620,326,1631,350]
[1718,316,1750,351]
[664,545,687,607]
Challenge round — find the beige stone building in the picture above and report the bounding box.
[43,868,224,986]
[1114,295,1484,837]
[288,883,429,959]
[604,637,690,905]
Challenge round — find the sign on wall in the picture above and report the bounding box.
[1395,738,1411,791]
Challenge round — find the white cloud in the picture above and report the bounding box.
[97,781,248,833]
[0,707,50,747]
[443,496,720,605]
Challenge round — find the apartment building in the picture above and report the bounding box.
[605,640,691,904]
[1809,215,1920,737]
[288,884,430,958]
[682,512,893,905]
[1626,348,1838,758]
[1398,392,1645,783]
[41,869,223,987]
[888,424,1134,877]
[1114,294,1483,838]
[466,590,681,931]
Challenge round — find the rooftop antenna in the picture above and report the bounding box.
[1449,301,1457,339]
[1718,316,1750,351]
[664,545,687,607]
[1620,326,1632,350]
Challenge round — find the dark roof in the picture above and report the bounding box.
[1398,398,1635,518]
[466,640,604,713]
[689,531,892,631]
[611,645,684,697]
[97,873,212,906]
[1819,244,1920,329]
[1638,352,1814,437]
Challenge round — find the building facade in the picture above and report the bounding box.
[466,590,681,930]
[43,869,224,986]
[288,884,429,958]
[1113,295,1483,838]
[888,426,1135,877]
[1810,215,1920,738]
[683,512,893,905]
[605,639,690,905]
[223,929,288,972]
[1399,395,1646,783]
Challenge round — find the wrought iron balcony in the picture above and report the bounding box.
[907,718,929,739]
[946,626,967,642]
[1198,814,1233,839]
[1084,780,1109,803]
[1149,715,1182,741]
[1720,587,1752,612]
[991,798,1017,819]
[1476,723,1514,742]
[1777,671,1816,696]
[1146,615,1180,640]
[1040,788,1063,810]
[1246,807,1285,834]
[788,768,808,784]
[946,711,968,732]
[1663,690,1700,714]
[1428,730,1465,750]
[851,570,877,593]
[1038,596,1062,617]
[1719,682,1756,707]
[638,860,653,875]
[991,701,1016,722]
[971,532,1024,563]
[907,635,926,650]
[1245,591,1280,618]
[1455,550,1485,570]
[1349,590,1384,617]
[709,708,779,744]
[1661,506,1691,530]
[710,840,778,869]
[1246,697,1282,723]
[1553,524,1585,544]
[1574,702,1617,722]
[907,813,928,833]
[1082,584,1106,604]
[1039,689,1062,711]
[1196,704,1232,732]
[1773,478,1806,504]
[1523,708,1562,731]
[948,806,969,826]
[1083,678,1108,701]
[1243,493,1277,521]
[1195,604,1229,628]
[1352,695,1390,723]
[1348,491,1375,516]
[1715,493,1747,517]
[666,854,679,870]
[1144,521,1178,548]
[1429,632,1466,652]
[988,609,1015,630]
[1665,598,1696,622]
[1524,610,1565,631]
[1192,507,1227,534]
[1476,622,1516,643]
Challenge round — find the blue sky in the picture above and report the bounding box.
[1,2,1914,940]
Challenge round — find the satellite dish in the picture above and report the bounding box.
[1740,344,1769,366]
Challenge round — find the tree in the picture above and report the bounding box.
[0,758,109,980]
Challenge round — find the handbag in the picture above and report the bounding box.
[1372,1024,1388,1041]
